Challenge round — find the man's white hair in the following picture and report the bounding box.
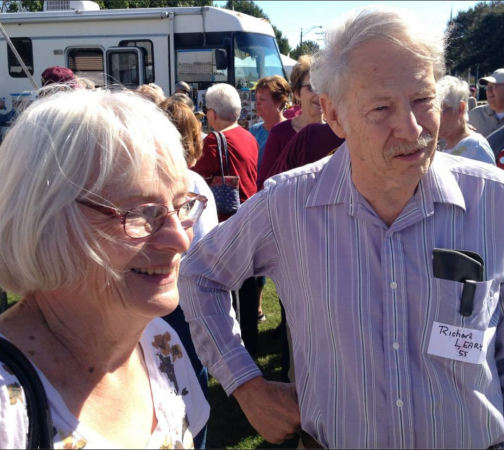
[311,6,446,105]
[0,88,187,295]
[205,83,242,122]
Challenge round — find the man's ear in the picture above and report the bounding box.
[319,94,347,138]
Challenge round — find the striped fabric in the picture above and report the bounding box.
[179,143,504,448]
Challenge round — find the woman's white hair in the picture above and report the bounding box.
[0,88,187,295]
[205,83,242,122]
[311,6,446,105]
[437,75,470,121]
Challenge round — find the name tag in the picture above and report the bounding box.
[427,321,495,364]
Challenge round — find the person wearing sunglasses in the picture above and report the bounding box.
[0,89,209,449]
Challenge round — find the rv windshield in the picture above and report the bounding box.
[234,32,285,89]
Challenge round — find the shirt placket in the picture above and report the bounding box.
[382,230,415,449]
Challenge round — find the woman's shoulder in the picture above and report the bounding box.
[270,119,294,135]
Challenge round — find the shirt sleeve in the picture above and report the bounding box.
[178,188,280,395]
[192,133,220,179]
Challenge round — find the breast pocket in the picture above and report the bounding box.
[431,277,499,329]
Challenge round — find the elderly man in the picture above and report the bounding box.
[180,7,504,449]
[469,68,504,137]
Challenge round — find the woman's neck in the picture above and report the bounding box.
[262,110,285,131]
[291,109,323,132]
[3,291,149,377]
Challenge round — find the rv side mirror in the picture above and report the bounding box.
[215,49,228,70]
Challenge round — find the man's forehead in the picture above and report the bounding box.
[346,39,435,88]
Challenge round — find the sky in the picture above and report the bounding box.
[216,1,482,52]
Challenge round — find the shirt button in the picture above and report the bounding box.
[396,399,403,407]
[393,342,400,350]
[390,281,397,289]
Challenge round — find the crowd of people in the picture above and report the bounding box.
[2,4,504,450]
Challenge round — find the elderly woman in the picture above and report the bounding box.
[256,55,324,189]
[193,83,258,214]
[0,89,209,449]
[437,75,495,165]
[192,83,259,357]
[249,75,291,170]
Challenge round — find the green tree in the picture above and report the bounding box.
[289,39,319,60]
[446,1,504,77]
[1,0,43,12]
[225,0,291,55]
[97,0,212,7]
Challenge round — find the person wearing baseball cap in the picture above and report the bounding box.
[469,68,504,138]
[175,81,191,96]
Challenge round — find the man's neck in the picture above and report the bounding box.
[352,173,419,226]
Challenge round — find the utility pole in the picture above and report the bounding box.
[300,25,323,47]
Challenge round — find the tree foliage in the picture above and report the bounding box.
[289,40,319,60]
[96,0,212,7]
[1,0,43,12]
[225,0,291,55]
[446,1,504,76]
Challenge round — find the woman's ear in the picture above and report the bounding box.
[320,94,347,138]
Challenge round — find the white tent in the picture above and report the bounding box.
[281,54,297,79]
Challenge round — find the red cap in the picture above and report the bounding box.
[41,66,77,87]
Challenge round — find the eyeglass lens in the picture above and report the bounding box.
[123,199,201,238]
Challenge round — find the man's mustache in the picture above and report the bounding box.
[385,132,434,158]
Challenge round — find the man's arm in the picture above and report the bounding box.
[179,188,301,442]
[233,376,301,444]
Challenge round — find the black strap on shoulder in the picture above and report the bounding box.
[212,131,231,179]
[0,337,53,449]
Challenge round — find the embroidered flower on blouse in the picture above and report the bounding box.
[57,433,87,449]
[152,332,172,357]
[7,383,23,405]
[152,333,188,396]
[170,344,183,361]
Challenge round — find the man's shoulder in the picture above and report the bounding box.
[435,151,503,183]
[469,103,493,118]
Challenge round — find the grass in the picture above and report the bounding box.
[1,280,294,449]
[205,278,298,449]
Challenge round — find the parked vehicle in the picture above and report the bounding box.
[0,0,286,138]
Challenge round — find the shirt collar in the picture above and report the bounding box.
[306,143,466,214]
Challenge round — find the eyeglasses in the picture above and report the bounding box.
[301,83,314,92]
[77,192,207,239]
[202,106,213,115]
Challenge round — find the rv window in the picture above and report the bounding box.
[234,32,285,89]
[67,48,105,87]
[107,51,142,87]
[7,38,33,78]
[119,40,154,83]
[176,49,228,83]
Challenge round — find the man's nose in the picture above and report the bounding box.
[393,104,423,141]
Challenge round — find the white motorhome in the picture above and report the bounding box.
[0,0,286,134]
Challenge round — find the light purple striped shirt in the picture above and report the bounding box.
[179,143,504,448]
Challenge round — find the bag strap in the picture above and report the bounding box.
[0,337,54,449]
[212,131,231,177]
[212,131,226,182]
